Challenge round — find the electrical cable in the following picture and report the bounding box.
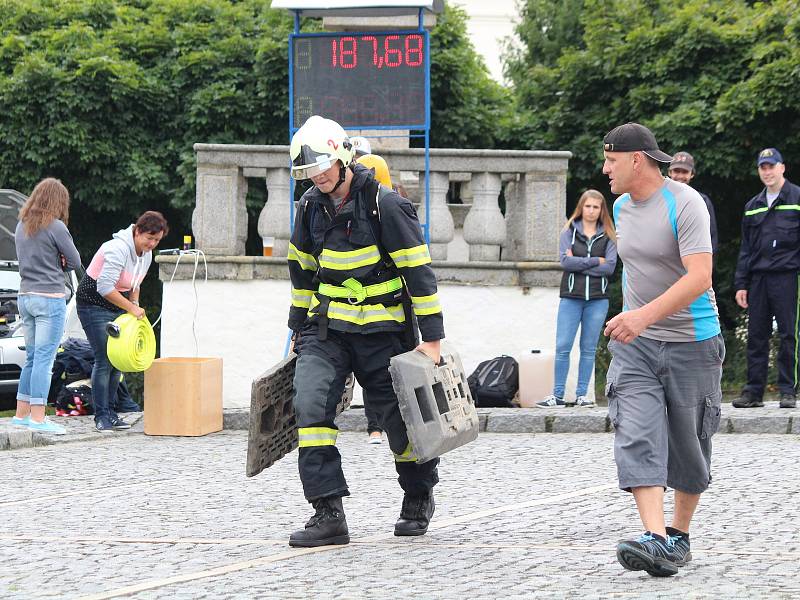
[156,249,208,357]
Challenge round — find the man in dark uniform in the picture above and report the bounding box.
[668,151,718,254]
[734,148,800,409]
[286,115,444,547]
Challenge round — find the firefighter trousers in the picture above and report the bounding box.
[745,271,799,397]
[292,322,439,501]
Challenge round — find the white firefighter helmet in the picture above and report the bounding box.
[290,115,354,180]
[350,136,372,156]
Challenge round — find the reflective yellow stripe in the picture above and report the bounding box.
[393,442,418,463]
[288,243,318,271]
[744,206,769,216]
[309,296,405,325]
[291,288,314,308]
[298,426,338,448]
[389,244,431,268]
[745,204,800,216]
[319,245,381,270]
[411,293,441,316]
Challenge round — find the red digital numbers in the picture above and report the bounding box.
[329,34,424,69]
[405,34,423,67]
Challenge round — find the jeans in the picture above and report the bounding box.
[553,297,609,398]
[77,303,124,422]
[17,295,67,405]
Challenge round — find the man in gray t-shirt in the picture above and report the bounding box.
[601,123,724,578]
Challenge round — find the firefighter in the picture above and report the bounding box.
[286,115,444,547]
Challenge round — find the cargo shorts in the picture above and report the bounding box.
[606,334,725,494]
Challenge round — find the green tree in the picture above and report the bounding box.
[509,0,800,391]
[0,0,295,256]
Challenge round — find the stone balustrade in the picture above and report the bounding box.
[193,144,571,268]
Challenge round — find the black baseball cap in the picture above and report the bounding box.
[603,122,673,163]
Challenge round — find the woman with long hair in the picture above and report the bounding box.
[77,211,167,432]
[538,189,617,408]
[12,178,82,434]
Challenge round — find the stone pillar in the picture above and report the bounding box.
[502,170,566,262]
[192,165,247,255]
[418,171,454,260]
[258,167,293,258]
[462,172,505,261]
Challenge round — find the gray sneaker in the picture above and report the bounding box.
[575,395,595,407]
[536,395,566,408]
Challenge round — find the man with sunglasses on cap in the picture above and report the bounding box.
[601,123,724,577]
[668,151,718,254]
[733,148,800,410]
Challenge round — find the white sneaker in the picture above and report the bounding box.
[368,431,383,444]
[575,395,595,407]
[536,395,566,408]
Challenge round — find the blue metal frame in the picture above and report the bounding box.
[287,10,431,243]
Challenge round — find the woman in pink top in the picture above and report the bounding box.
[76,211,167,432]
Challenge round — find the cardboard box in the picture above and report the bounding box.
[144,357,223,436]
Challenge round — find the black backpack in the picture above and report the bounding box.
[467,356,519,408]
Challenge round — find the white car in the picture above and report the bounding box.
[0,260,84,402]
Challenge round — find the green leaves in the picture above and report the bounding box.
[0,0,294,251]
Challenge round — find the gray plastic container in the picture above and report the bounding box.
[389,342,479,463]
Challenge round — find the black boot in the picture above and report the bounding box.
[289,496,349,547]
[732,390,764,408]
[394,492,435,536]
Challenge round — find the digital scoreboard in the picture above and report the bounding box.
[290,31,429,129]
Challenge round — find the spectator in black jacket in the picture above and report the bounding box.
[668,151,718,254]
[734,148,800,409]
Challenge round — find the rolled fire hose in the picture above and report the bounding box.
[106,313,156,372]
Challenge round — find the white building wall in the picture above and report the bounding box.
[453,0,519,84]
[160,279,593,408]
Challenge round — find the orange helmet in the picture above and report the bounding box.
[357,153,392,187]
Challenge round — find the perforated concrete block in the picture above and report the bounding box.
[389,342,479,463]
[246,353,353,477]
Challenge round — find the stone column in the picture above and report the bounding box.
[192,165,247,255]
[258,167,293,258]
[418,171,454,260]
[462,172,505,261]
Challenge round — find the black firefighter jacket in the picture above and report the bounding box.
[287,164,444,342]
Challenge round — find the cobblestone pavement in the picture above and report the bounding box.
[1,431,798,599]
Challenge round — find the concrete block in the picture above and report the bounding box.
[246,354,353,477]
[224,409,249,430]
[551,414,608,433]
[727,416,790,434]
[485,411,546,433]
[389,342,479,463]
[1,428,34,450]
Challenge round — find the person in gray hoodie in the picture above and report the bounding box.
[538,190,618,408]
[12,178,82,435]
[76,211,168,432]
